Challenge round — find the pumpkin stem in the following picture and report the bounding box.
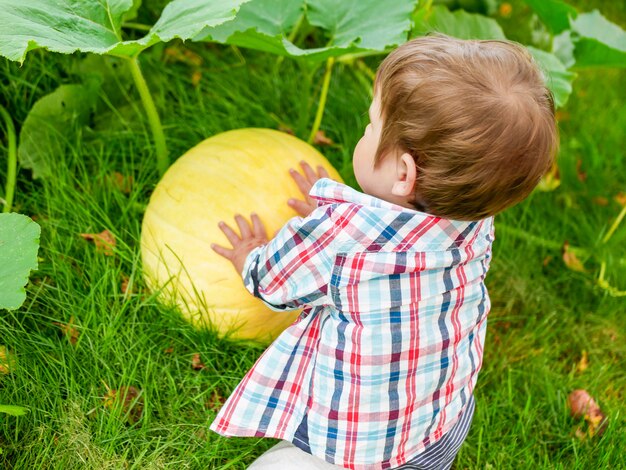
[308,57,335,144]
[128,56,169,176]
[0,104,17,213]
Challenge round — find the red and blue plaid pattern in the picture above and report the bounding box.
[210,179,495,469]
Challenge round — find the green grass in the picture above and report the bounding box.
[1,3,625,469]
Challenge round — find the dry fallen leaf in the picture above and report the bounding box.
[164,46,203,67]
[536,163,561,192]
[120,274,134,294]
[615,192,626,207]
[576,159,587,183]
[278,124,295,135]
[0,346,15,374]
[568,389,608,437]
[576,350,589,373]
[108,172,133,194]
[313,130,334,146]
[80,230,116,256]
[54,317,80,345]
[205,389,226,412]
[592,197,609,206]
[163,347,174,354]
[191,70,202,86]
[562,241,586,273]
[191,353,207,370]
[555,110,570,122]
[499,2,512,17]
[542,255,553,267]
[103,385,143,424]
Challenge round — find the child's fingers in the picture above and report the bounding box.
[317,165,330,179]
[218,221,241,246]
[289,168,311,196]
[234,214,252,239]
[288,198,313,217]
[210,243,233,259]
[250,213,268,241]
[300,161,318,184]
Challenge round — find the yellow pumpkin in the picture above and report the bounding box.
[141,128,343,343]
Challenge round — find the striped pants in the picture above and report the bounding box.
[248,395,475,470]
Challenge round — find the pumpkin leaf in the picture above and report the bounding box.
[0,405,29,416]
[0,0,133,62]
[411,5,506,40]
[523,0,578,34]
[18,84,97,179]
[0,0,251,62]
[527,46,575,108]
[196,0,302,56]
[197,0,414,61]
[570,10,626,68]
[0,213,41,311]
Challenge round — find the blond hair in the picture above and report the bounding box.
[374,35,559,220]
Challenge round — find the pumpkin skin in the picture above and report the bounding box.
[141,128,343,343]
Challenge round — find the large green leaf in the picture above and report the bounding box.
[197,0,414,61]
[18,84,98,179]
[523,0,578,34]
[306,0,414,51]
[0,213,40,311]
[197,0,302,56]
[0,405,29,416]
[0,0,250,62]
[411,5,506,40]
[527,47,575,108]
[570,10,626,68]
[0,0,133,62]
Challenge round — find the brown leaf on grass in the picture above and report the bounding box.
[536,163,560,192]
[568,389,608,437]
[163,347,174,354]
[313,130,334,146]
[562,241,586,273]
[615,192,626,207]
[103,385,143,424]
[278,124,295,135]
[191,70,202,86]
[191,353,207,370]
[576,159,587,183]
[164,46,203,67]
[576,350,589,373]
[205,389,226,412]
[542,255,553,267]
[80,230,116,256]
[498,2,512,17]
[0,346,15,374]
[593,197,609,206]
[108,172,133,194]
[555,110,570,122]
[120,274,134,294]
[54,317,80,345]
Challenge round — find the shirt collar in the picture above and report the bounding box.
[310,178,432,216]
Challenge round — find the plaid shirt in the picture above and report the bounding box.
[210,179,495,469]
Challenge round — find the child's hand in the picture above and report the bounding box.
[211,213,268,275]
[287,161,330,217]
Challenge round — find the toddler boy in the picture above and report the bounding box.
[210,35,558,469]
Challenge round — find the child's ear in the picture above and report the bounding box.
[391,153,417,197]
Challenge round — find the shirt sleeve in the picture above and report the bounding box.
[241,205,339,312]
